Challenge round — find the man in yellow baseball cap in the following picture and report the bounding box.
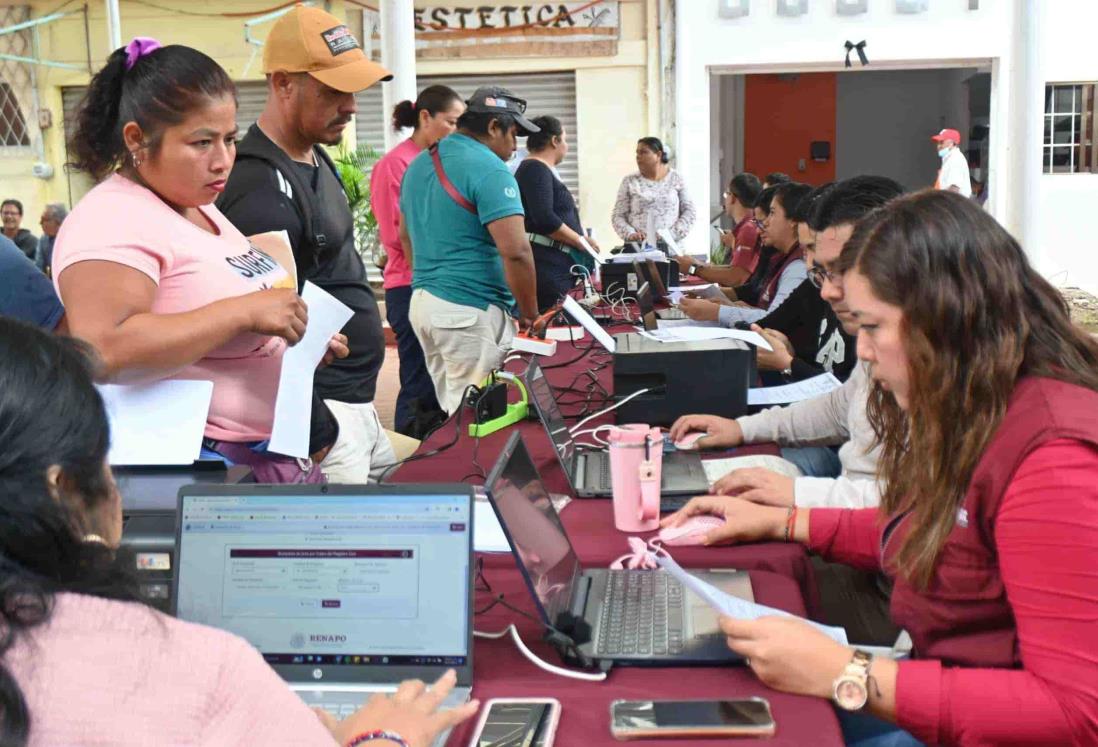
[217,4,397,484]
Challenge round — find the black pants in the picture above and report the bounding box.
[810,556,901,647]
[386,285,441,436]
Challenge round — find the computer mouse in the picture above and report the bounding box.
[673,431,707,450]
[657,515,726,546]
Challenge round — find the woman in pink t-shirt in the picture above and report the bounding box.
[370,85,464,436]
[0,317,477,747]
[54,41,344,479]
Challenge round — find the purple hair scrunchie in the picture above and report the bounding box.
[124,37,162,71]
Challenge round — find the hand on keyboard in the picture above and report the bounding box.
[316,669,480,747]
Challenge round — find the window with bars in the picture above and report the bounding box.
[1044,83,1097,174]
[0,81,30,146]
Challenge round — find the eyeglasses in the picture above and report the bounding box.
[808,264,841,288]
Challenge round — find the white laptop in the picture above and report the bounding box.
[174,484,475,745]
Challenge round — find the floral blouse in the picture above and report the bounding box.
[611,169,697,242]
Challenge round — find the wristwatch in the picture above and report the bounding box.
[832,649,873,711]
[687,263,700,276]
[780,364,793,379]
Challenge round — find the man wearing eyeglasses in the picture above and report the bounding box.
[399,86,539,414]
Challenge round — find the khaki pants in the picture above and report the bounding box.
[409,288,514,414]
[318,400,397,483]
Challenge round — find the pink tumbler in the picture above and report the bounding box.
[607,424,663,533]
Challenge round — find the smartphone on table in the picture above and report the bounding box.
[610,698,775,740]
[468,697,561,747]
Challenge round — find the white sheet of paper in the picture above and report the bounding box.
[686,283,732,304]
[668,284,715,292]
[562,295,616,353]
[99,380,214,465]
[474,500,511,553]
[638,326,773,351]
[700,454,803,486]
[747,372,843,406]
[656,317,723,329]
[644,212,658,253]
[577,236,604,265]
[268,282,354,458]
[605,250,666,265]
[657,228,683,257]
[658,553,848,644]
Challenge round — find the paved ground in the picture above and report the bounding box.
[374,345,400,431]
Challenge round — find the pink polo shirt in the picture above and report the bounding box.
[371,136,422,289]
[53,174,293,443]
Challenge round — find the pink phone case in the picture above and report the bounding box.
[467,697,562,747]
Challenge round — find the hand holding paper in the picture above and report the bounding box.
[268,282,354,458]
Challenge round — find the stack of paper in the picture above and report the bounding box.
[638,326,773,351]
[747,372,842,406]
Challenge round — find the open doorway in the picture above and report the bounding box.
[710,67,992,220]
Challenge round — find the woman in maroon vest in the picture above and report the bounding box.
[664,190,1098,746]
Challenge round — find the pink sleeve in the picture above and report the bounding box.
[806,507,882,571]
[895,439,1098,746]
[201,635,338,745]
[371,155,401,252]
[52,193,170,286]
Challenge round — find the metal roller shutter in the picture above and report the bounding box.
[355,71,579,196]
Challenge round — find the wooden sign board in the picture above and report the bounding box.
[363,3,620,60]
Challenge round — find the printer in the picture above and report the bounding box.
[602,257,673,298]
[117,463,251,613]
[611,332,755,425]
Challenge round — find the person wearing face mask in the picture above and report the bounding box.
[611,136,696,245]
[0,319,478,747]
[931,127,972,197]
[370,85,465,438]
[514,114,601,312]
[664,191,1098,747]
[679,181,811,326]
[399,86,540,414]
[218,5,394,483]
[55,39,345,483]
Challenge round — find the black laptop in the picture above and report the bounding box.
[523,358,710,501]
[485,432,751,667]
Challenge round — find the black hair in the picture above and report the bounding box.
[0,318,142,746]
[808,175,905,232]
[789,181,835,224]
[526,115,564,152]
[68,44,236,181]
[457,110,518,137]
[638,136,669,164]
[772,182,813,221]
[764,172,790,186]
[1,199,23,215]
[754,184,779,214]
[391,84,462,132]
[727,173,761,207]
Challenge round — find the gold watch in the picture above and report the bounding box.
[832,649,873,711]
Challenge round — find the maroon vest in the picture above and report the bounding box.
[883,377,1098,667]
[760,242,803,307]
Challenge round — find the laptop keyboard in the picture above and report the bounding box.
[597,570,685,657]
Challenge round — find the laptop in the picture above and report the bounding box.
[486,432,752,666]
[523,358,710,503]
[174,484,475,745]
[637,259,687,321]
[636,281,660,332]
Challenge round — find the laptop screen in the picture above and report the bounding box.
[175,489,472,672]
[524,359,578,484]
[486,433,581,627]
[635,282,658,331]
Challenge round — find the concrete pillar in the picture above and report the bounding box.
[380,0,417,150]
[105,0,122,51]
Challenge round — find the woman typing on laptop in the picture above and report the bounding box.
[663,192,1098,746]
[0,318,476,746]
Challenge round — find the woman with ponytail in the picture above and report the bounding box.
[0,318,478,745]
[370,85,464,436]
[53,40,345,481]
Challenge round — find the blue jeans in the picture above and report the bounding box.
[386,285,441,435]
[781,445,843,478]
[837,710,924,747]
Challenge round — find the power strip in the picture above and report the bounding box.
[511,334,558,356]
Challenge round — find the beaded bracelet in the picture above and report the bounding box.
[783,506,798,542]
[345,730,410,747]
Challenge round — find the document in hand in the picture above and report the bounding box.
[747,372,842,406]
[700,454,803,487]
[657,552,848,644]
[98,380,214,465]
[268,282,354,458]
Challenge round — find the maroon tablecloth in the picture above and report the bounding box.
[394,334,841,745]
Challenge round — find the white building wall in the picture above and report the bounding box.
[1027,1,1098,293]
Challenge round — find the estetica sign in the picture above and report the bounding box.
[414,3,617,31]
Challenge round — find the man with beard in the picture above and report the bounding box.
[218,5,394,482]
